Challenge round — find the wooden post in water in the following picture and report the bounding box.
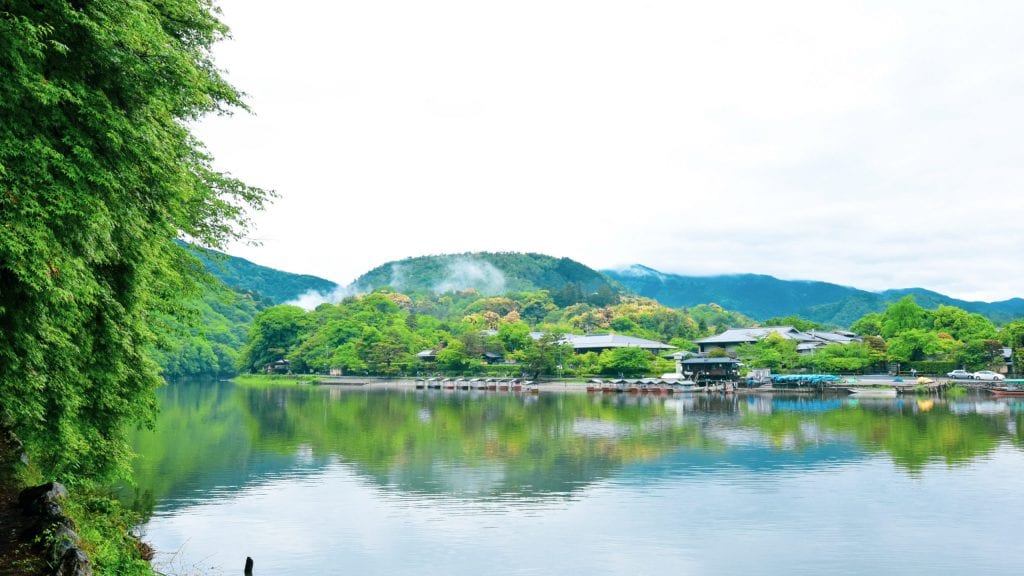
[244,557,254,575]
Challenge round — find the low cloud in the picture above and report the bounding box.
[433,258,507,295]
[285,285,357,310]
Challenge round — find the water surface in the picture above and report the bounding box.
[129,382,1024,575]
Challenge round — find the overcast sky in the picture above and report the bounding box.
[194,0,1024,302]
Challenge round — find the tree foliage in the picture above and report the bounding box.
[0,1,269,482]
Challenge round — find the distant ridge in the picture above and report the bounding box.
[605,265,1024,326]
[350,252,621,296]
[179,241,339,305]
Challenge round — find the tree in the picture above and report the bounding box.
[521,333,569,379]
[237,306,309,372]
[598,347,653,376]
[0,2,270,482]
[881,296,927,338]
[497,321,533,352]
[436,340,471,373]
[850,313,883,336]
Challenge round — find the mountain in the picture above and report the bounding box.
[155,243,340,378]
[350,252,622,297]
[605,265,1024,326]
[605,266,862,321]
[181,241,339,305]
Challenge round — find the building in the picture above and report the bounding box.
[681,357,741,382]
[561,333,675,354]
[694,326,862,356]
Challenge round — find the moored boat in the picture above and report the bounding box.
[986,380,1024,397]
[847,387,897,398]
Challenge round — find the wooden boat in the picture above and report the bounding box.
[586,379,602,393]
[986,386,1024,397]
[847,387,897,398]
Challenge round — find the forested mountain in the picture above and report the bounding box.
[350,252,622,302]
[157,245,340,378]
[181,241,339,304]
[606,265,1024,326]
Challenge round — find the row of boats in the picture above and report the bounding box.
[415,378,538,392]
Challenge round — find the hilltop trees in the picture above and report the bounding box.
[0,1,270,481]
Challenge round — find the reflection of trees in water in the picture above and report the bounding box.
[740,396,1015,472]
[128,385,1021,516]
[240,389,718,499]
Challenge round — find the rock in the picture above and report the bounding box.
[18,482,69,520]
[52,525,82,560]
[55,548,92,576]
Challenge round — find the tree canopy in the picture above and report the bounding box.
[0,1,269,482]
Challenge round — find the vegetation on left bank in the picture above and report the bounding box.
[0,1,269,573]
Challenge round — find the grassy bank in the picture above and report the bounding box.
[231,373,322,387]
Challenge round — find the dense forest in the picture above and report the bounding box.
[159,249,1024,381]
[351,252,624,299]
[237,288,751,379]
[736,297,1023,374]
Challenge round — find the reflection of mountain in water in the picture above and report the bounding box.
[128,383,1024,516]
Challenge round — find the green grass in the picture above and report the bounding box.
[64,492,155,576]
[231,374,321,387]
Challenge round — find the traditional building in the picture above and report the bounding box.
[694,326,862,356]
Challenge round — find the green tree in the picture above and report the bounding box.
[436,340,471,373]
[850,313,883,336]
[931,306,997,342]
[521,333,569,379]
[237,306,309,373]
[0,1,270,482]
[498,321,533,352]
[598,347,654,377]
[881,296,927,338]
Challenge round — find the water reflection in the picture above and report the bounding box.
[128,382,1024,517]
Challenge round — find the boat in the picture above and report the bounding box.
[847,387,897,398]
[986,380,1024,397]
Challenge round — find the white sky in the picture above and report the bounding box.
[195,0,1024,302]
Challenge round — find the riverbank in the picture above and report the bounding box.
[0,430,47,576]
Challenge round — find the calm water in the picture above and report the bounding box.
[128,382,1024,575]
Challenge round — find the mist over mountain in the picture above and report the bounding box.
[605,265,1024,326]
[181,244,1023,328]
[182,241,339,305]
[350,252,622,297]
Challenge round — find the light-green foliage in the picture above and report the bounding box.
[598,347,654,376]
[0,1,269,484]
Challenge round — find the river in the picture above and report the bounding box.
[127,381,1024,575]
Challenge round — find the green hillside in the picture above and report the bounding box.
[606,265,1024,326]
[180,241,339,304]
[155,243,340,378]
[351,252,622,301]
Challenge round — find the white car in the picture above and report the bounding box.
[971,370,1005,381]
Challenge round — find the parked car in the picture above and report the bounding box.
[972,370,1005,381]
[947,369,973,379]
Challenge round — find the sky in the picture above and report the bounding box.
[194,0,1024,302]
